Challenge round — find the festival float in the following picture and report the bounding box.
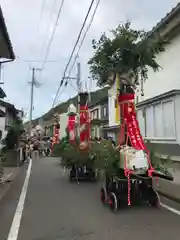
[52,114,60,150]
[63,94,99,182]
[88,21,174,211]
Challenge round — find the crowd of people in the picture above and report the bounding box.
[22,137,52,162]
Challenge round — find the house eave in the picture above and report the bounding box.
[149,3,180,40]
[136,89,180,108]
[0,6,15,60]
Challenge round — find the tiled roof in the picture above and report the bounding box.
[0,99,17,114]
[150,2,180,35]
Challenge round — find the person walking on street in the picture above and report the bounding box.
[33,140,39,160]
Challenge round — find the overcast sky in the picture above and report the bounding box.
[1,0,179,120]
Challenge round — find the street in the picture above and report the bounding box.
[0,157,180,240]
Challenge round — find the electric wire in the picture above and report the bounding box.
[41,0,65,70]
[66,0,101,83]
[52,0,96,108]
[40,0,58,59]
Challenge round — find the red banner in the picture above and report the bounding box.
[80,105,90,143]
[52,124,60,149]
[67,115,76,144]
[118,94,146,150]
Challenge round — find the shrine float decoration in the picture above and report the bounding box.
[63,93,99,182]
[52,114,60,150]
[97,79,174,212]
[87,21,174,212]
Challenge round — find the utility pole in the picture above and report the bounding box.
[76,62,81,123]
[28,67,42,132]
[62,62,81,136]
[76,62,81,92]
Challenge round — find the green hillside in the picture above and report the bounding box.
[31,87,108,125]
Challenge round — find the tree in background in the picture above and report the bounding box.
[3,118,24,151]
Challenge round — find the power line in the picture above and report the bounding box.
[40,0,46,21]
[36,0,47,40]
[40,0,58,57]
[41,0,65,70]
[66,0,101,82]
[52,0,96,108]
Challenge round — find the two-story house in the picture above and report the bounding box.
[0,6,15,138]
[108,3,180,159]
[89,97,109,139]
[0,6,15,97]
[0,100,22,136]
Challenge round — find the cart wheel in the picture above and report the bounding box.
[100,187,107,204]
[108,192,118,212]
[149,189,160,208]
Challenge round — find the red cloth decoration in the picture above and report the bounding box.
[80,105,90,143]
[67,115,76,144]
[52,124,60,150]
[118,95,145,150]
[118,93,155,206]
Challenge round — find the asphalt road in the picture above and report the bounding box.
[1,157,180,240]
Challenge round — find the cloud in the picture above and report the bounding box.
[0,0,179,119]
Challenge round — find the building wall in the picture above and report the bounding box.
[90,105,101,138]
[138,34,180,102]
[108,76,120,127]
[137,93,180,144]
[5,111,15,127]
[59,113,68,139]
[0,117,5,132]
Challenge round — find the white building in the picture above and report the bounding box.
[90,103,101,138]
[59,112,68,139]
[107,3,180,157]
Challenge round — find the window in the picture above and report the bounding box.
[162,100,175,138]
[103,107,107,117]
[91,109,99,119]
[154,103,163,138]
[93,111,96,118]
[145,107,154,138]
[114,99,117,108]
[137,109,145,137]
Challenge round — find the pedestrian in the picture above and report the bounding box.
[33,140,39,160]
[25,141,31,163]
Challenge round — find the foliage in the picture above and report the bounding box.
[52,136,68,157]
[90,139,120,175]
[150,151,173,176]
[59,142,93,168]
[90,119,102,126]
[88,21,168,87]
[4,119,24,150]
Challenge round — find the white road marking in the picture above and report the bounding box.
[7,159,32,240]
[161,203,180,216]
